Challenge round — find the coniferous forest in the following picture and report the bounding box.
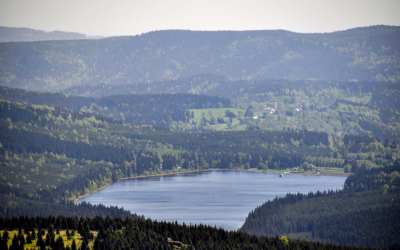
[0,25,400,249]
[241,164,400,249]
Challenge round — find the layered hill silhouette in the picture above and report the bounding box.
[0,26,94,43]
[0,25,399,93]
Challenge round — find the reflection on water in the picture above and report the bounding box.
[81,171,346,230]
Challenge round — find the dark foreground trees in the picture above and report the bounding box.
[0,216,361,250]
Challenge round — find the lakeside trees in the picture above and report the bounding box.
[241,163,400,248]
[0,92,399,218]
[0,84,398,249]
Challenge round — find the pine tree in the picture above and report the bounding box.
[2,231,9,242]
[26,231,32,244]
[45,232,51,246]
[17,233,24,250]
[80,239,88,250]
[31,229,36,240]
[55,236,65,250]
[0,236,9,250]
[49,232,56,249]
[10,235,19,250]
[71,240,77,250]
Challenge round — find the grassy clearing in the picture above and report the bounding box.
[1,229,97,250]
[187,108,245,130]
[318,167,347,175]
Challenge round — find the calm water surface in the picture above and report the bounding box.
[81,171,346,230]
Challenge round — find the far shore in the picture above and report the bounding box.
[246,167,351,177]
[74,166,350,204]
[74,168,214,204]
[119,168,214,181]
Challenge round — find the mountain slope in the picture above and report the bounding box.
[0,26,94,42]
[63,78,400,141]
[0,26,399,92]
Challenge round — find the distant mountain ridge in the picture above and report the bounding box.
[0,26,99,42]
[0,25,399,93]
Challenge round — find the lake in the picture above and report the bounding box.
[80,170,346,230]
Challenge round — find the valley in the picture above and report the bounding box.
[0,25,399,249]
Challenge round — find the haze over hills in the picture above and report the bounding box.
[0,25,399,93]
[0,24,400,249]
[1,26,400,142]
[0,26,99,43]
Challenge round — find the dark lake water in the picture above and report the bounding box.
[81,170,346,230]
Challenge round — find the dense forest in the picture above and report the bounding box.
[0,216,365,250]
[1,25,400,249]
[1,85,399,218]
[0,86,231,126]
[1,94,399,212]
[1,26,399,93]
[0,90,399,249]
[3,78,400,143]
[241,164,400,248]
[1,27,400,141]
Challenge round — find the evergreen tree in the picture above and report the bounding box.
[80,238,88,250]
[31,229,36,240]
[26,231,32,244]
[2,231,8,242]
[17,233,24,250]
[36,234,44,248]
[10,235,19,250]
[54,236,65,250]
[0,231,9,250]
[45,232,51,246]
[71,239,77,250]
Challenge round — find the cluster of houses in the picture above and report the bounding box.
[251,102,303,120]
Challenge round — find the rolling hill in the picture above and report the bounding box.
[0,26,399,92]
[0,26,94,43]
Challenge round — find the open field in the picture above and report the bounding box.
[1,229,97,250]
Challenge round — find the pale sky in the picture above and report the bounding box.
[0,0,399,36]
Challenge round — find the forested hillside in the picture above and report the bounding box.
[241,164,400,248]
[1,91,399,218]
[2,78,400,142]
[0,25,399,249]
[0,217,360,250]
[0,26,399,92]
[0,86,230,126]
[0,99,330,210]
[1,26,400,139]
[0,97,372,249]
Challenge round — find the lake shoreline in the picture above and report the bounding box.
[75,167,350,204]
[119,168,214,181]
[246,167,351,177]
[77,169,347,230]
[74,168,214,204]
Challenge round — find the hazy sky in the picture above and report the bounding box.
[0,0,399,36]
